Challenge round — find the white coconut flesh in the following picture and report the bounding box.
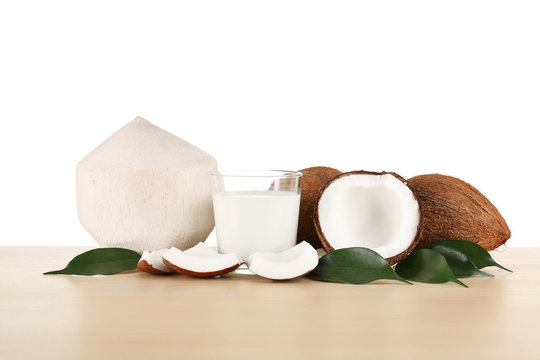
[162,243,241,275]
[139,249,173,273]
[246,241,318,280]
[317,173,420,259]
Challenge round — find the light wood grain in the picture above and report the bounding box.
[1,247,539,360]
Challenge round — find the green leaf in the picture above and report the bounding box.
[427,240,511,272]
[395,249,468,288]
[425,244,493,278]
[309,247,412,285]
[44,248,141,275]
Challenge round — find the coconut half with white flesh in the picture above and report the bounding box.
[162,243,242,277]
[137,249,174,274]
[314,171,423,265]
[246,241,318,280]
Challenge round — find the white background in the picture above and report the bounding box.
[0,1,538,247]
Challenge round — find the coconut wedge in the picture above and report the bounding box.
[246,241,319,280]
[314,171,423,265]
[137,249,175,274]
[162,243,242,278]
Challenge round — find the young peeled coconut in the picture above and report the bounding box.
[297,167,342,249]
[162,243,242,278]
[246,241,319,280]
[314,171,423,265]
[407,174,511,250]
[77,117,217,253]
[137,249,174,275]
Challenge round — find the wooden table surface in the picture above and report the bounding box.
[0,246,539,360]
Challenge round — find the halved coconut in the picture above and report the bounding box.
[137,249,174,274]
[162,243,242,277]
[314,171,423,265]
[246,241,318,280]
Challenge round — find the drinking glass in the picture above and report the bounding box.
[211,170,302,261]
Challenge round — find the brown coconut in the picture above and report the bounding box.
[297,166,342,248]
[407,174,511,250]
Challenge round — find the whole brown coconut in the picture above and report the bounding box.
[297,167,342,248]
[407,174,511,251]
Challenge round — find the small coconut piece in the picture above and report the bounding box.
[314,171,423,265]
[246,241,319,280]
[407,174,511,250]
[162,243,242,278]
[297,167,342,249]
[137,249,174,274]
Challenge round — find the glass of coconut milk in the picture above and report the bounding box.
[211,170,302,262]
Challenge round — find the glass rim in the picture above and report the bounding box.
[211,170,303,178]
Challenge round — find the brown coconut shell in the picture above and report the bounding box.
[407,174,511,250]
[297,166,342,248]
[313,170,424,265]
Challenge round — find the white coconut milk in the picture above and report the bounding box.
[213,190,301,261]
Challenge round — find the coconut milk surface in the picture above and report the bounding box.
[213,190,300,261]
